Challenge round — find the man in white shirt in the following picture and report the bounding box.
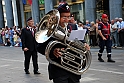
[110,20,118,48]
[118,18,124,47]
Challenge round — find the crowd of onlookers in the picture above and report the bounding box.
[69,15,124,48]
[0,26,22,47]
[0,16,124,48]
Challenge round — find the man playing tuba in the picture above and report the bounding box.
[37,3,90,83]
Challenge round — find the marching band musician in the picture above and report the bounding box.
[37,3,90,83]
[21,17,41,74]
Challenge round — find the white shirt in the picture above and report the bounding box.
[110,23,118,32]
[78,27,84,30]
[118,21,124,29]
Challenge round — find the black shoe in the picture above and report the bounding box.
[25,71,30,74]
[34,71,41,74]
[98,58,104,62]
[107,59,115,63]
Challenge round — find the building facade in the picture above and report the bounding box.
[0,0,124,29]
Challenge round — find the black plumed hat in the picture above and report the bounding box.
[57,3,70,13]
[26,17,32,22]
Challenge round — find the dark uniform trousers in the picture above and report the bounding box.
[24,50,38,71]
[119,30,124,47]
[98,36,111,57]
[37,37,81,83]
[49,64,81,83]
[53,74,80,83]
[21,28,39,72]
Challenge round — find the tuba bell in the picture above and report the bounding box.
[35,9,92,75]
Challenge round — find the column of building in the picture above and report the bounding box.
[79,3,84,23]
[85,0,96,22]
[4,0,14,28]
[19,0,25,27]
[12,0,18,27]
[109,0,122,20]
[44,0,53,14]
[0,0,4,28]
[32,0,40,25]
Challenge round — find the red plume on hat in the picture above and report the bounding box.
[102,14,108,18]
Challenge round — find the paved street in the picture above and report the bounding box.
[0,46,124,83]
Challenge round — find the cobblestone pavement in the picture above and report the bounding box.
[0,46,124,83]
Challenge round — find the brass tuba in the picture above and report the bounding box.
[35,9,92,75]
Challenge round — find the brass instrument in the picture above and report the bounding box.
[35,9,92,75]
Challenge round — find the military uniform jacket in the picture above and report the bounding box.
[37,26,81,80]
[21,27,37,51]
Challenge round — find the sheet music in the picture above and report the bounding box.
[68,29,86,40]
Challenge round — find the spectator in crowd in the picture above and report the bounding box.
[9,27,14,47]
[0,29,2,44]
[67,14,78,32]
[5,26,11,46]
[95,19,101,46]
[0,28,5,45]
[114,17,120,46]
[77,21,84,30]
[84,20,90,44]
[13,32,18,46]
[77,21,88,43]
[89,21,97,46]
[110,20,118,48]
[118,18,124,48]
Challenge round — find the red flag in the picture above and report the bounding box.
[28,0,32,5]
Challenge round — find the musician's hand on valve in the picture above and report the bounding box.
[53,48,62,58]
[84,43,90,50]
